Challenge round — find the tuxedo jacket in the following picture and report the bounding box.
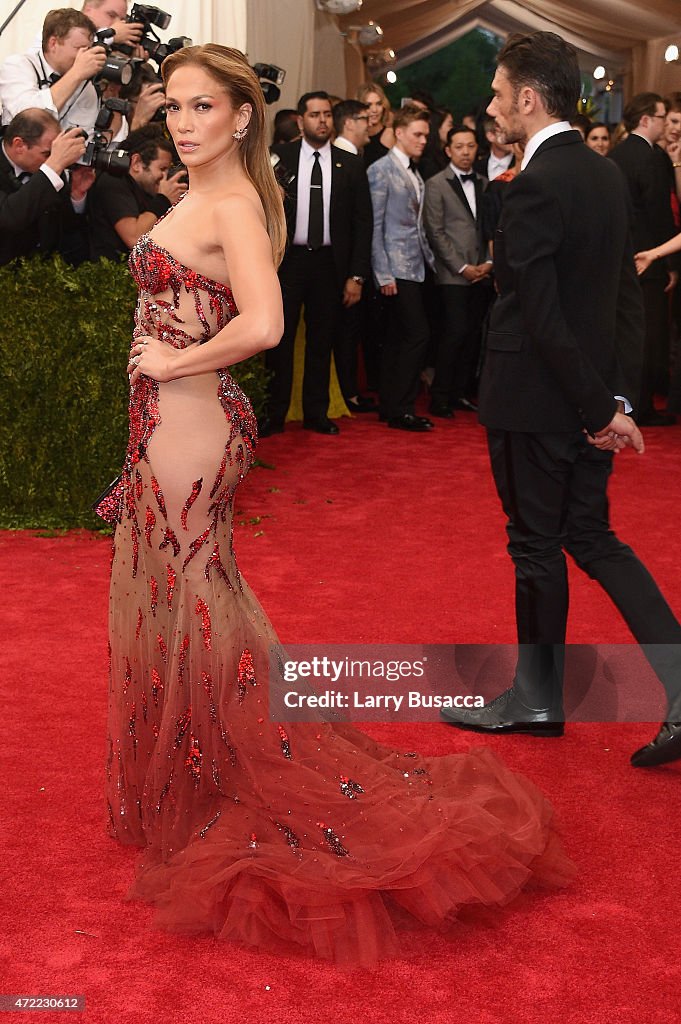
[479,130,644,434]
[272,139,372,288]
[0,148,76,265]
[367,148,434,286]
[423,165,489,285]
[473,153,516,179]
[608,134,677,282]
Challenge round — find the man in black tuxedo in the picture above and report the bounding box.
[0,108,93,265]
[609,93,678,426]
[261,90,373,435]
[441,31,681,768]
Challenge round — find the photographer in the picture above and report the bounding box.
[88,124,186,260]
[0,108,95,265]
[82,1,145,52]
[0,9,107,134]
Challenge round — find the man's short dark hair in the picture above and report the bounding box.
[42,8,96,52]
[446,124,476,147]
[122,124,173,167]
[272,108,299,144]
[333,99,369,137]
[495,31,580,122]
[5,108,60,146]
[297,91,331,116]
[392,104,430,132]
[622,92,664,133]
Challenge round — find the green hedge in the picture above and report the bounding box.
[0,256,269,530]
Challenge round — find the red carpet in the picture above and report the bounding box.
[2,412,680,1023]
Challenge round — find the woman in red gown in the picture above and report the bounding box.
[99,44,573,965]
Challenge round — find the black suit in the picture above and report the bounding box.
[609,134,677,416]
[0,148,79,265]
[479,129,681,709]
[267,140,373,423]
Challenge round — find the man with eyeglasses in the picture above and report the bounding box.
[610,92,678,425]
[333,100,371,157]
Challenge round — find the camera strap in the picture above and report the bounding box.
[26,54,91,124]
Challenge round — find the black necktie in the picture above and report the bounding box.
[408,160,418,173]
[307,151,323,250]
[460,173,475,182]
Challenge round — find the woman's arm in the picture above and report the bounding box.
[635,230,681,275]
[129,194,283,384]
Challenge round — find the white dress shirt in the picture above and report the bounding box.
[293,139,332,247]
[487,151,513,180]
[333,136,358,155]
[392,144,422,198]
[0,50,100,132]
[521,121,572,170]
[451,162,477,218]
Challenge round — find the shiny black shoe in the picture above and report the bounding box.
[388,414,434,432]
[630,693,681,767]
[258,417,284,437]
[440,687,565,737]
[303,417,340,435]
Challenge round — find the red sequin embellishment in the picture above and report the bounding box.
[178,634,190,683]
[149,576,158,617]
[135,468,143,500]
[237,649,256,704]
[135,607,143,640]
[276,822,302,854]
[159,527,180,558]
[182,526,211,572]
[151,667,163,706]
[157,633,167,663]
[181,478,203,531]
[124,657,132,692]
[278,724,292,760]
[195,598,212,650]
[205,542,233,589]
[339,776,364,799]
[185,735,202,786]
[131,523,139,578]
[151,475,167,519]
[144,506,156,547]
[174,706,191,748]
[166,564,176,610]
[317,822,350,858]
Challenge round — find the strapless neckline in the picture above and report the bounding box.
[138,233,234,297]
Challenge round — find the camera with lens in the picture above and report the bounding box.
[92,27,135,86]
[74,122,131,176]
[252,63,286,105]
[118,4,192,70]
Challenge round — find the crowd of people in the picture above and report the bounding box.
[1,3,681,430]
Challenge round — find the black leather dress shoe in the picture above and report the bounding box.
[388,414,434,432]
[303,417,340,435]
[452,397,478,412]
[346,395,378,413]
[440,687,565,737]
[429,404,454,418]
[630,693,681,767]
[258,417,284,437]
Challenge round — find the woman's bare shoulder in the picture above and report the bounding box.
[213,188,267,229]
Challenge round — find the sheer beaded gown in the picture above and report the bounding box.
[98,220,573,966]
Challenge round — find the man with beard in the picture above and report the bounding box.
[440,31,681,768]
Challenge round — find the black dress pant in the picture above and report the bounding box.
[379,278,429,420]
[431,282,492,407]
[639,277,670,417]
[334,298,361,401]
[266,246,340,423]
[487,428,681,706]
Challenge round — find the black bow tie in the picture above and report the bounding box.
[408,160,418,173]
[459,173,475,182]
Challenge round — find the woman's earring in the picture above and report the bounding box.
[232,126,249,141]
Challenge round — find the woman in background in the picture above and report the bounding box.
[357,81,394,167]
[585,121,611,156]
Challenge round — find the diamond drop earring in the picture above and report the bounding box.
[232,126,249,141]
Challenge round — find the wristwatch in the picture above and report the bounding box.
[351,275,365,285]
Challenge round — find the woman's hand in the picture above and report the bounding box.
[635,250,655,276]
[127,336,197,386]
